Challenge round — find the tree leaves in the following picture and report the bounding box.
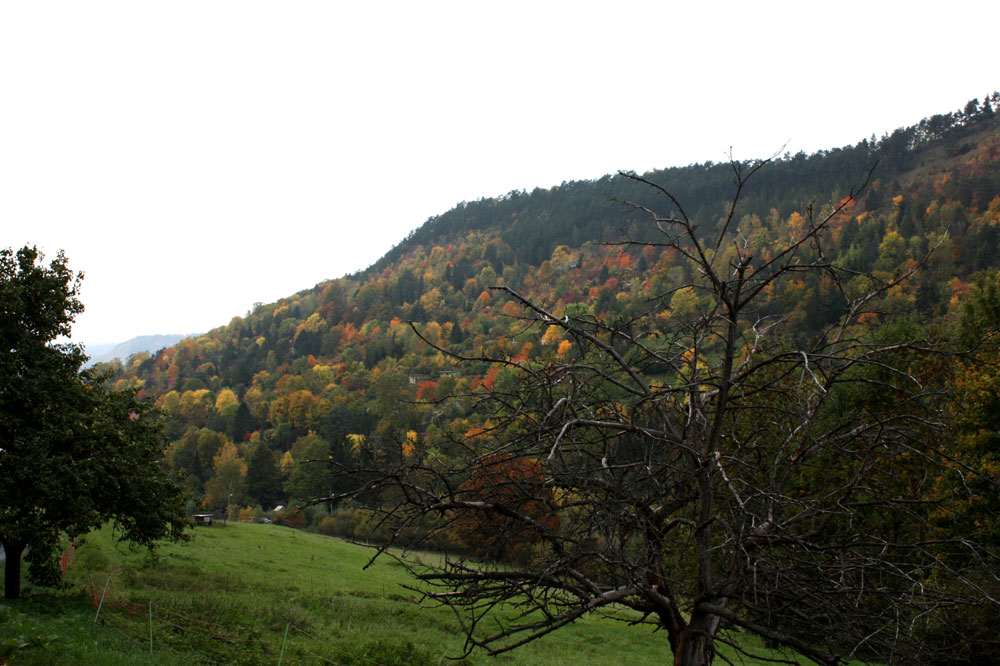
[1,246,186,598]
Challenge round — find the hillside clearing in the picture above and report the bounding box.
[1,522,814,665]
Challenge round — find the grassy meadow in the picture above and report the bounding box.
[1,522,810,665]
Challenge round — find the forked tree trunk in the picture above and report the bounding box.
[2,538,25,600]
[674,612,719,666]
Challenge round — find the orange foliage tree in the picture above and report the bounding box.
[452,454,559,562]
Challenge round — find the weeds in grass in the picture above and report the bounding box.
[0,605,66,660]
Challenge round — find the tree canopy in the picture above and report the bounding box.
[0,246,186,599]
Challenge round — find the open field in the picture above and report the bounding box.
[1,522,811,665]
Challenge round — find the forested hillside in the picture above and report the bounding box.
[107,94,1000,520]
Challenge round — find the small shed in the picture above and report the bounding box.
[193,513,214,526]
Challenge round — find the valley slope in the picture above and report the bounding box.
[106,95,1000,518]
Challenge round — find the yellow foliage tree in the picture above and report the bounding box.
[279,450,294,476]
[215,388,238,413]
[669,286,699,319]
[402,430,419,457]
[203,441,247,509]
[347,433,367,457]
[541,325,563,346]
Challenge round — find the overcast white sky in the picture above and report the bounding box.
[2,1,997,346]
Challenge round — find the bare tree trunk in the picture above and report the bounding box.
[674,612,718,666]
[2,537,25,600]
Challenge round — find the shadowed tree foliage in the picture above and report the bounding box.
[0,246,186,599]
[245,440,283,509]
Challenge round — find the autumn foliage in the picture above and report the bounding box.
[80,96,1000,664]
[453,455,559,562]
[101,96,1000,561]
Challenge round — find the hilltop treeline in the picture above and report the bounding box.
[372,92,1000,270]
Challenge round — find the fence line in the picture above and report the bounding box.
[59,542,75,579]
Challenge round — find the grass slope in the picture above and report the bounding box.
[2,523,810,665]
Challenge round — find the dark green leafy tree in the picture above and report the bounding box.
[0,246,186,599]
[285,434,335,506]
[958,269,1000,348]
[245,440,283,509]
[228,401,255,443]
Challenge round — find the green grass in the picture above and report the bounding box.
[2,523,809,665]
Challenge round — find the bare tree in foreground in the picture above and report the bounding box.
[321,163,998,665]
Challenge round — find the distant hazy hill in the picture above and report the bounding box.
[85,334,192,366]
